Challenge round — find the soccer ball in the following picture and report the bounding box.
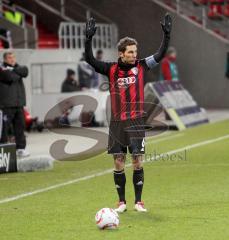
[95,208,119,230]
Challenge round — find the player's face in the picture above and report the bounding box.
[119,45,137,64]
[4,53,16,66]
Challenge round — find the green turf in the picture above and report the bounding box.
[0,120,229,240]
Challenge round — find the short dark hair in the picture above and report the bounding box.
[3,51,14,60]
[67,68,75,76]
[96,49,103,55]
[117,37,138,53]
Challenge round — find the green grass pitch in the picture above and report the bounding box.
[0,120,229,240]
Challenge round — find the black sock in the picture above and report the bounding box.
[133,168,144,204]
[113,169,126,203]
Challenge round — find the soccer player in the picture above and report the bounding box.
[85,14,172,212]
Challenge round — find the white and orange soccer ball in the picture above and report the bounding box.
[95,208,119,230]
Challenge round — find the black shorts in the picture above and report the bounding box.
[107,117,145,155]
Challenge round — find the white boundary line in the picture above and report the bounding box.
[0,134,229,205]
[147,133,184,143]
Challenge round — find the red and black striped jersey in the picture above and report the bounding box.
[84,37,170,121]
[109,60,146,121]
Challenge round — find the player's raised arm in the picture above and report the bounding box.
[85,18,111,75]
[144,13,172,69]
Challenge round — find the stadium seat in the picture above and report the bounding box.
[208,0,224,19]
[164,0,177,10]
[192,0,209,6]
[188,15,203,25]
[223,0,229,17]
[38,24,59,49]
[213,28,227,38]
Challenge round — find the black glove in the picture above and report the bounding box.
[160,13,172,35]
[85,17,97,40]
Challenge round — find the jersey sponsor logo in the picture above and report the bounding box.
[117,76,136,87]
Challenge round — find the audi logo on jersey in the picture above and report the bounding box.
[117,76,136,87]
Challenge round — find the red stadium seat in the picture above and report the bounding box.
[189,15,203,25]
[213,28,227,38]
[193,0,209,5]
[164,0,177,10]
[223,0,229,17]
[208,0,224,19]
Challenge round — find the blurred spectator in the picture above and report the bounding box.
[78,52,95,90]
[160,46,179,81]
[0,51,29,158]
[160,47,179,120]
[92,49,108,89]
[0,4,12,49]
[61,69,80,93]
[0,28,12,48]
[4,0,23,26]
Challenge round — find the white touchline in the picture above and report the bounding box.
[146,133,184,143]
[0,169,115,204]
[0,134,229,205]
[146,131,172,139]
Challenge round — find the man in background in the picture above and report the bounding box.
[160,46,179,81]
[92,49,108,89]
[61,68,80,93]
[160,46,179,120]
[78,52,95,90]
[4,0,23,26]
[0,51,29,157]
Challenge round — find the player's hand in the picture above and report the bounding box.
[160,13,172,35]
[86,17,97,40]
